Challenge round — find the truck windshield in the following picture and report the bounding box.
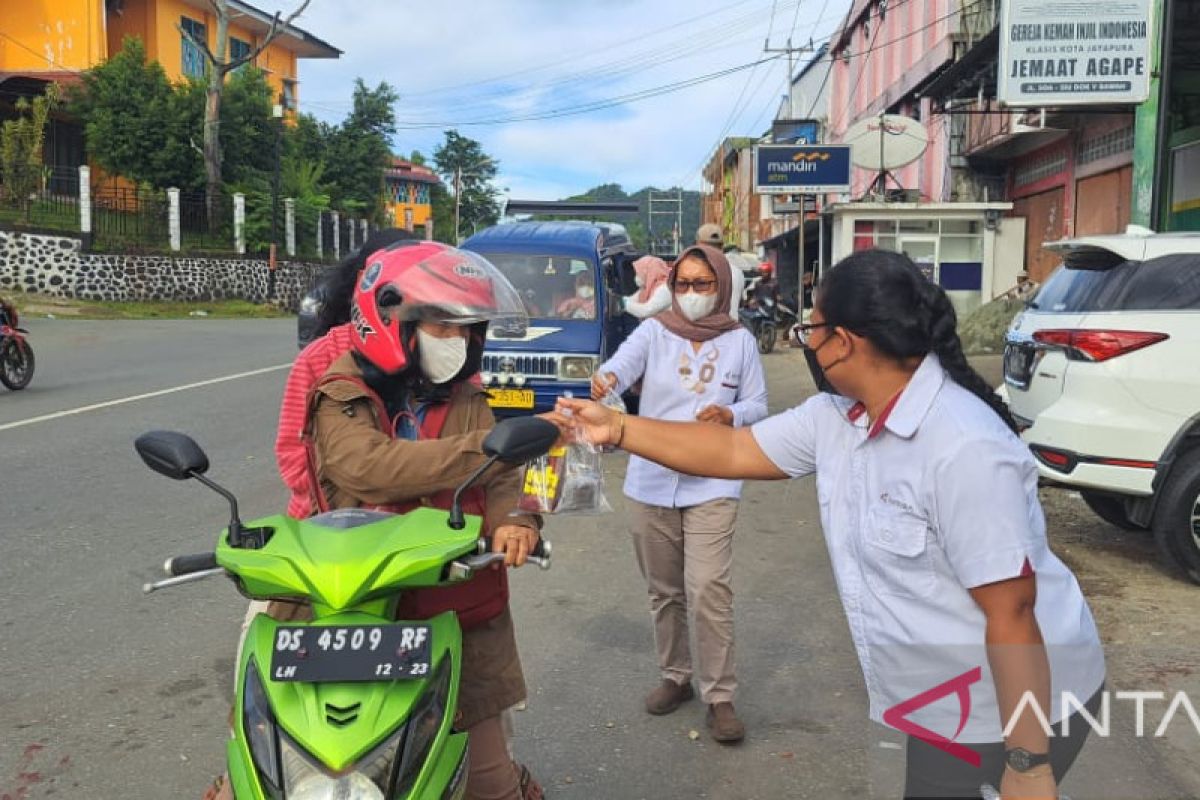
[482,253,597,320]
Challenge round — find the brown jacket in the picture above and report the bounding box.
[310,352,539,628]
[312,352,539,532]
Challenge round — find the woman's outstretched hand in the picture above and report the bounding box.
[549,396,623,447]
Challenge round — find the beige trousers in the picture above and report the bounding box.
[628,497,739,704]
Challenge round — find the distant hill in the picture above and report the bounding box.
[552,183,702,253]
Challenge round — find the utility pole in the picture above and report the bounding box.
[453,166,462,244]
[648,189,685,256]
[763,36,815,313]
[762,37,814,118]
[268,99,284,301]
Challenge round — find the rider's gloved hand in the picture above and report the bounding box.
[492,525,540,568]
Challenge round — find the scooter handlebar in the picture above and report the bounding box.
[477,536,551,569]
[164,552,219,576]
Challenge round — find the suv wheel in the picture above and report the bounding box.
[1152,449,1200,585]
[1080,490,1146,531]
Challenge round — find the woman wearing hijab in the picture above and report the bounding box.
[590,244,768,743]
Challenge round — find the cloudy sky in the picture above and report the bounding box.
[290,0,849,200]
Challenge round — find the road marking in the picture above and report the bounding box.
[0,363,291,432]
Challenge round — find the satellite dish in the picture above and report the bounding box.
[844,114,928,171]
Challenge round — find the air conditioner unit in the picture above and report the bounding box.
[886,189,921,203]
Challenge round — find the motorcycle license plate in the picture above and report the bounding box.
[487,389,534,409]
[270,624,433,683]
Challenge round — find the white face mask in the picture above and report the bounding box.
[577,285,595,299]
[677,292,718,322]
[416,329,468,384]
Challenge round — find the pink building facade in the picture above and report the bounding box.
[827,0,959,201]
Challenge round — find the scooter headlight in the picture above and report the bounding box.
[243,660,282,796]
[280,726,404,800]
[394,655,454,797]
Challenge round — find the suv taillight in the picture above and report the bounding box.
[1032,329,1168,362]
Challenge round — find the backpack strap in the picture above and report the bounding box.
[301,373,391,516]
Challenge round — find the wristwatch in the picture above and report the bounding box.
[1005,747,1051,773]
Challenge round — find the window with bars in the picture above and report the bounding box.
[181,17,207,78]
[1077,126,1134,166]
[282,79,297,111]
[1014,151,1068,187]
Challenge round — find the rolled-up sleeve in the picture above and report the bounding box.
[933,437,1041,588]
[750,397,821,478]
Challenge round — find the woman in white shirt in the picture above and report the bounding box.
[561,249,1105,799]
[591,244,768,744]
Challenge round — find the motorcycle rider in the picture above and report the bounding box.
[748,263,778,309]
[315,241,543,800]
[211,242,546,800]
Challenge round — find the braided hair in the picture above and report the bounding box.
[818,249,1019,433]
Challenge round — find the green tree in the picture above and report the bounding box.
[285,112,335,169]
[219,68,277,185]
[433,130,501,242]
[0,83,59,220]
[176,0,311,226]
[72,39,278,193]
[429,181,456,244]
[322,79,399,223]
[69,37,174,187]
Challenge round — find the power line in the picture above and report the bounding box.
[828,0,982,130]
[306,1,804,112]
[391,54,786,129]
[0,29,84,75]
[400,0,768,99]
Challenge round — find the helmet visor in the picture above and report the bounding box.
[382,249,528,329]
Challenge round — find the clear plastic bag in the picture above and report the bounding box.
[517,391,612,515]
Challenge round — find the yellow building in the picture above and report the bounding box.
[384,158,440,233]
[0,0,339,168]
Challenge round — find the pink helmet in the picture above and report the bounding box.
[350,241,525,374]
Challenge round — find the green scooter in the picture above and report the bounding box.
[136,417,558,799]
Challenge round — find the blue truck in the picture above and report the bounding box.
[461,218,640,416]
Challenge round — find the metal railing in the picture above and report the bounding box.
[179,192,234,253]
[0,164,82,231]
[90,186,169,252]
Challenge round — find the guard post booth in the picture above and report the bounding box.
[826,202,1026,316]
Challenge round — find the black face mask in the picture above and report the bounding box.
[803,346,840,395]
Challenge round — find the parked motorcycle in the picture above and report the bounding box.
[739,300,778,354]
[136,417,558,800]
[0,299,34,390]
[739,295,797,355]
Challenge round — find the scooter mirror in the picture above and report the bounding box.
[483,417,559,465]
[134,430,210,480]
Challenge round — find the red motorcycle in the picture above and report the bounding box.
[0,298,34,390]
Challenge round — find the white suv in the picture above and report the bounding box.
[1002,230,1200,583]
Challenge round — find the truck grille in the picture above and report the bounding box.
[482,353,558,379]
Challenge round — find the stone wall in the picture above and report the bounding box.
[0,230,328,312]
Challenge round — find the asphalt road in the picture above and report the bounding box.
[1,318,1197,799]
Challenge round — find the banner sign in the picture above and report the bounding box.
[998,0,1153,106]
[771,119,820,145]
[754,145,851,194]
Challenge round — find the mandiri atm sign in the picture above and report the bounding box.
[754,145,851,194]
